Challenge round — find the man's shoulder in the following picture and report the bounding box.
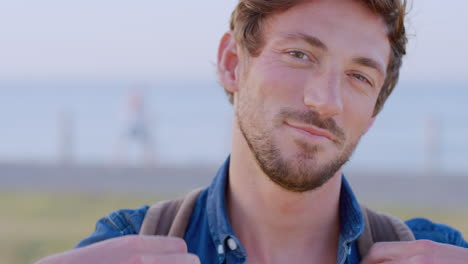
[405,217,468,247]
[99,205,150,234]
[75,205,149,248]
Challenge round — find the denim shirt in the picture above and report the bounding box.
[76,157,468,263]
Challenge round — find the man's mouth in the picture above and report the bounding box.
[285,121,336,142]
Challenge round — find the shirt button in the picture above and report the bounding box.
[227,237,238,251]
[217,244,225,255]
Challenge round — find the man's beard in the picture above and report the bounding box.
[237,107,360,193]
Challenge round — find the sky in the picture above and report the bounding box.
[0,0,467,83]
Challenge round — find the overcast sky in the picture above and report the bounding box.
[0,0,467,83]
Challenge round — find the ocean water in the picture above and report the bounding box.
[0,80,466,173]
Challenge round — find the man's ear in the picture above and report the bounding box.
[217,31,240,94]
[363,116,376,134]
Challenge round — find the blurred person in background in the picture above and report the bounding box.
[114,88,156,167]
[36,0,468,263]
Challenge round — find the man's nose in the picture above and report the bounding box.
[303,70,343,117]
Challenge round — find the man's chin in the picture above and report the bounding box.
[267,173,335,193]
[264,160,339,193]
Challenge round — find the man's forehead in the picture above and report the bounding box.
[262,0,389,35]
[262,1,390,60]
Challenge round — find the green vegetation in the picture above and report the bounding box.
[1,192,467,264]
[1,191,162,264]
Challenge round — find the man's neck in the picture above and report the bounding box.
[227,129,342,264]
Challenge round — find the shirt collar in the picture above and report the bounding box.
[206,156,364,262]
[337,176,365,263]
[206,156,247,261]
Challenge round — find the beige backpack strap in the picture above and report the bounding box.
[358,206,415,258]
[139,188,203,238]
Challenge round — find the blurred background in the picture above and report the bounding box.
[0,0,467,263]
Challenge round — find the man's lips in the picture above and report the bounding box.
[285,121,336,142]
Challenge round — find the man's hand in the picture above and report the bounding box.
[361,240,468,264]
[35,235,200,264]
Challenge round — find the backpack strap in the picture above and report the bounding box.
[139,188,203,237]
[357,205,415,258]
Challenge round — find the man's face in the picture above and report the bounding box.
[233,0,390,192]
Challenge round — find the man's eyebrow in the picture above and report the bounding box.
[352,57,386,76]
[282,33,328,51]
[280,33,386,77]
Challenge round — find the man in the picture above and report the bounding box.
[36,0,468,263]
